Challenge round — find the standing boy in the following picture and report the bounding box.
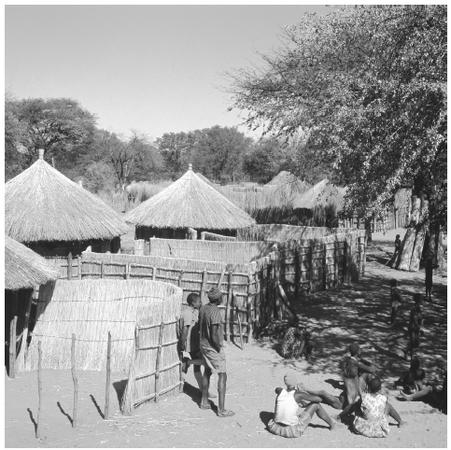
[199,287,234,417]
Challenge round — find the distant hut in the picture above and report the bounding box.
[5,236,59,372]
[125,164,256,239]
[6,150,129,256]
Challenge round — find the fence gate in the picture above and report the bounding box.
[121,320,183,414]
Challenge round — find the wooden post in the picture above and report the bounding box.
[77,256,82,279]
[152,266,157,281]
[334,241,339,287]
[200,269,207,304]
[9,316,17,378]
[308,243,313,293]
[104,331,112,419]
[246,274,253,343]
[322,242,327,290]
[125,263,131,279]
[225,271,232,341]
[155,322,165,402]
[71,334,79,427]
[178,270,184,287]
[179,361,184,393]
[67,252,73,280]
[217,266,226,289]
[100,262,104,279]
[36,341,42,439]
[236,301,244,350]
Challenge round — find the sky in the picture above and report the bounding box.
[6,5,328,140]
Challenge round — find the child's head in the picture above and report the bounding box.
[284,372,300,391]
[207,287,223,305]
[367,376,382,394]
[348,343,361,357]
[396,234,400,240]
[187,292,202,309]
[390,279,398,287]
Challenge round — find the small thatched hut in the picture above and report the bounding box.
[6,150,129,256]
[125,164,256,239]
[293,179,346,211]
[5,236,59,372]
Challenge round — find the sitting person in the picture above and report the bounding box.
[267,373,336,438]
[352,376,405,438]
[395,356,425,394]
[280,326,313,360]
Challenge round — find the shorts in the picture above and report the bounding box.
[267,413,310,438]
[200,343,226,373]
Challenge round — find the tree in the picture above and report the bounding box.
[231,5,446,264]
[192,126,252,182]
[6,97,96,171]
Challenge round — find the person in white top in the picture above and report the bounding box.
[267,372,336,438]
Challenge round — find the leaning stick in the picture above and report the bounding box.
[36,341,42,439]
[104,332,112,419]
[71,334,79,427]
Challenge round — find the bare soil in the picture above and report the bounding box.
[5,230,447,447]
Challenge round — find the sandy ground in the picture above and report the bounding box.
[5,230,447,448]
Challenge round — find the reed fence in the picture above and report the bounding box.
[24,279,183,375]
[200,231,237,241]
[45,229,365,343]
[236,224,334,242]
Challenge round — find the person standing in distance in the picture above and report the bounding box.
[199,287,234,417]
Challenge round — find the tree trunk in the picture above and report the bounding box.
[396,195,421,270]
[437,229,447,275]
[409,198,429,272]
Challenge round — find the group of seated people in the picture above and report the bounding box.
[268,343,446,439]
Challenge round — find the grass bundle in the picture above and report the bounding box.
[25,279,183,373]
[125,167,255,230]
[5,236,59,290]
[6,152,129,243]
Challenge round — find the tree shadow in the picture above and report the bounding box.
[112,379,127,409]
[56,401,73,426]
[89,394,105,419]
[26,408,37,436]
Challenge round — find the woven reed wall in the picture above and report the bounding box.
[237,224,334,242]
[25,279,183,377]
[146,238,273,264]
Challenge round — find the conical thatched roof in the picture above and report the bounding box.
[6,151,129,243]
[5,236,59,290]
[125,165,256,230]
[293,179,346,211]
[266,171,298,186]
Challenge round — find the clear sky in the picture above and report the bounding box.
[6,5,328,140]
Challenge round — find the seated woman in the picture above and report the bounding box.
[352,377,405,438]
[267,372,336,438]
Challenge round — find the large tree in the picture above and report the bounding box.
[231,5,446,265]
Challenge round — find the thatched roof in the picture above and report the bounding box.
[292,179,346,211]
[125,165,256,230]
[266,171,299,186]
[6,150,129,243]
[5,236,59,290]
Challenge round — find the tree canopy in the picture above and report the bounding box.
[231,5,447,226]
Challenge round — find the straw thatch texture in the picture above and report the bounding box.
[125,167,255,230]
[147,238,273,264]
[5,236,59,290]
[237,224,334,242]
[293,179,346,211]
[25,279,183,372]
[6,156,129,242]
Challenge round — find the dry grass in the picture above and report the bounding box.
[25,279,183,373]
[6,156,129,242]
[125,168,255,230]
[5,236,59,290]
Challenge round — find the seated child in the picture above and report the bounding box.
[352,377,405,438]
[395,356,425,394]
[390,279,403,325]
[267,372,336,438]
[280,326,313,360]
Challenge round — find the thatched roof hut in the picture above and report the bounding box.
[5,236,59,291]
[6,150,129,255]
[125,164,256,239]
[293,179,346,211]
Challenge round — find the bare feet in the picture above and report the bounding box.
[199,402,212,410]
[217,409,235,418]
